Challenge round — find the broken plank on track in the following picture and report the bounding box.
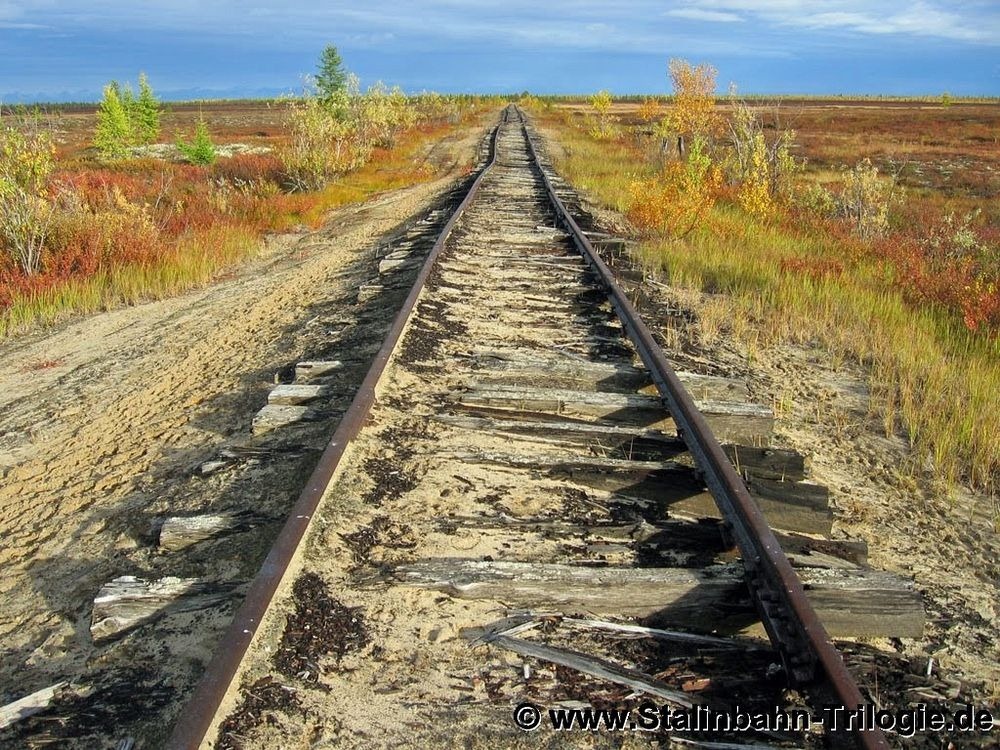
[446,449,831,535]
[559,616,768,649]
[447,448,690,474]
[295,360,343,381]
[393,560,923,638]
[434,413,805,480]
[451,385,773,444]
[475,633,696,707]
[158,512,264,551]
[0,682,68,729]
[251,404,322,433]
[268,383,332,406]
[437,515,866,567]
[90,576,232,642]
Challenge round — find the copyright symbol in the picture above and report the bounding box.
[513,702,542,731]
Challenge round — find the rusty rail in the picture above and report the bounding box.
[166,113,506,750]
[168,105,887,749]
[518,107,888,750]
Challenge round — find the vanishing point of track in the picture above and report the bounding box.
[168,106,910,749]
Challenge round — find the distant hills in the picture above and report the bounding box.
[1,86,294,106]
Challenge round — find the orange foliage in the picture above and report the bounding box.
[876,231,1000,333]
[627,159,721,239]
[636,97,662,123]
[212,153,286,186]
[667,59,722,140]
[2,109,471,322]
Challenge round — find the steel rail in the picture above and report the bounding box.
[517,107,889,750]
[166,112,507,750]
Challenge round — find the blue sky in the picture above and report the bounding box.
[2,1,999,102]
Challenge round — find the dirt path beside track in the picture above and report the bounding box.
[0,119,488,748]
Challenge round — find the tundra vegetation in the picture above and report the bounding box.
[528,63,1000,496]
[0,51,490,337]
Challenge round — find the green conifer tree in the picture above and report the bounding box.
[177,117,216,165]
[133,72,162,144]
[94,83,134,159]
[315,45,348,103]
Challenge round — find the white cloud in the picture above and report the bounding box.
[684,0,1000,43]
[665,8,743,23]
[2,0,997,51]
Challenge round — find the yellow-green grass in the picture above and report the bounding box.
[0,225,256,337]
[537,110,999,495]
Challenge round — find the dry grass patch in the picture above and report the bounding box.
[534,103,1000,495]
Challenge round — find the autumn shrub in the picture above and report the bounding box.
[212,153,286,187]
[837,158,894,240]
[518,93,541,110]
[725,96,798,221]
[795,182,837,218]
[282,79,419,192]
[879,210,1000,332]
[417,91,461,124]
[282,95,364,191]
[657,59,723,157]
[45,186,163,276]
[358,82,417,149]
[626,138,721,239]
[637,97,662,123]
[0,126,55,274]
[588,90,616,140]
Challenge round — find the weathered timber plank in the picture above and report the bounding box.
[448,449,831,535]
[356,283,383,303]
[378,255,420,274]
[437,266,595,294]
[158,512,264,551]
[437,515,866,567]
[615,481,832,537]
[458,351,749,401]
[452,385,773,445]
[0,682,68,729]
[723,444,806,481]
[435,414,805,480]
[771,531,868,567]
[393,560,923,638]
[295,360,343,381]
[748,477,829,506]
[251,404,319,434]
[478,634,695,707]
[268,384,332,406]
[91,576,231,641]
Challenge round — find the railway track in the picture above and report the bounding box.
[158,106,923,749]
